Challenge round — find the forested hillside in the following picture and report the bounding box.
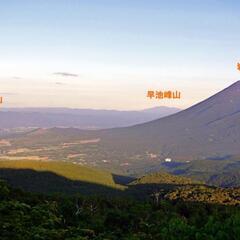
[0,180,240,240]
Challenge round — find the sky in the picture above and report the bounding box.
[0,0,240,110]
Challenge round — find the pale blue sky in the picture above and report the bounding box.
[0,0,239,109]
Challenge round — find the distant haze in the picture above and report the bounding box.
[0,106,180,129]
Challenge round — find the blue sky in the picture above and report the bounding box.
[0,0,240,109]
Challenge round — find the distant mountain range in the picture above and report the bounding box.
[0,106,180,129]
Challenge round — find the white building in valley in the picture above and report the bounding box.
[164,158,172,162]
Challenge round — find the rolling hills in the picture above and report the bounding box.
[0,160,239,206]
[0,160,195,197]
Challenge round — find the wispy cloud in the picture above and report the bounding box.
[55,82,64,85]
[0,92,18,95]
[53,72,78,77]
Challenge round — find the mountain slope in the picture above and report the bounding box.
[97,81,240,161]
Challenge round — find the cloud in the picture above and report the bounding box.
[53,72,78,77]
[0,92,18,95]
[55,82,64,85]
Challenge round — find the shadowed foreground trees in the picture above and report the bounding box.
[0,180,240,240]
